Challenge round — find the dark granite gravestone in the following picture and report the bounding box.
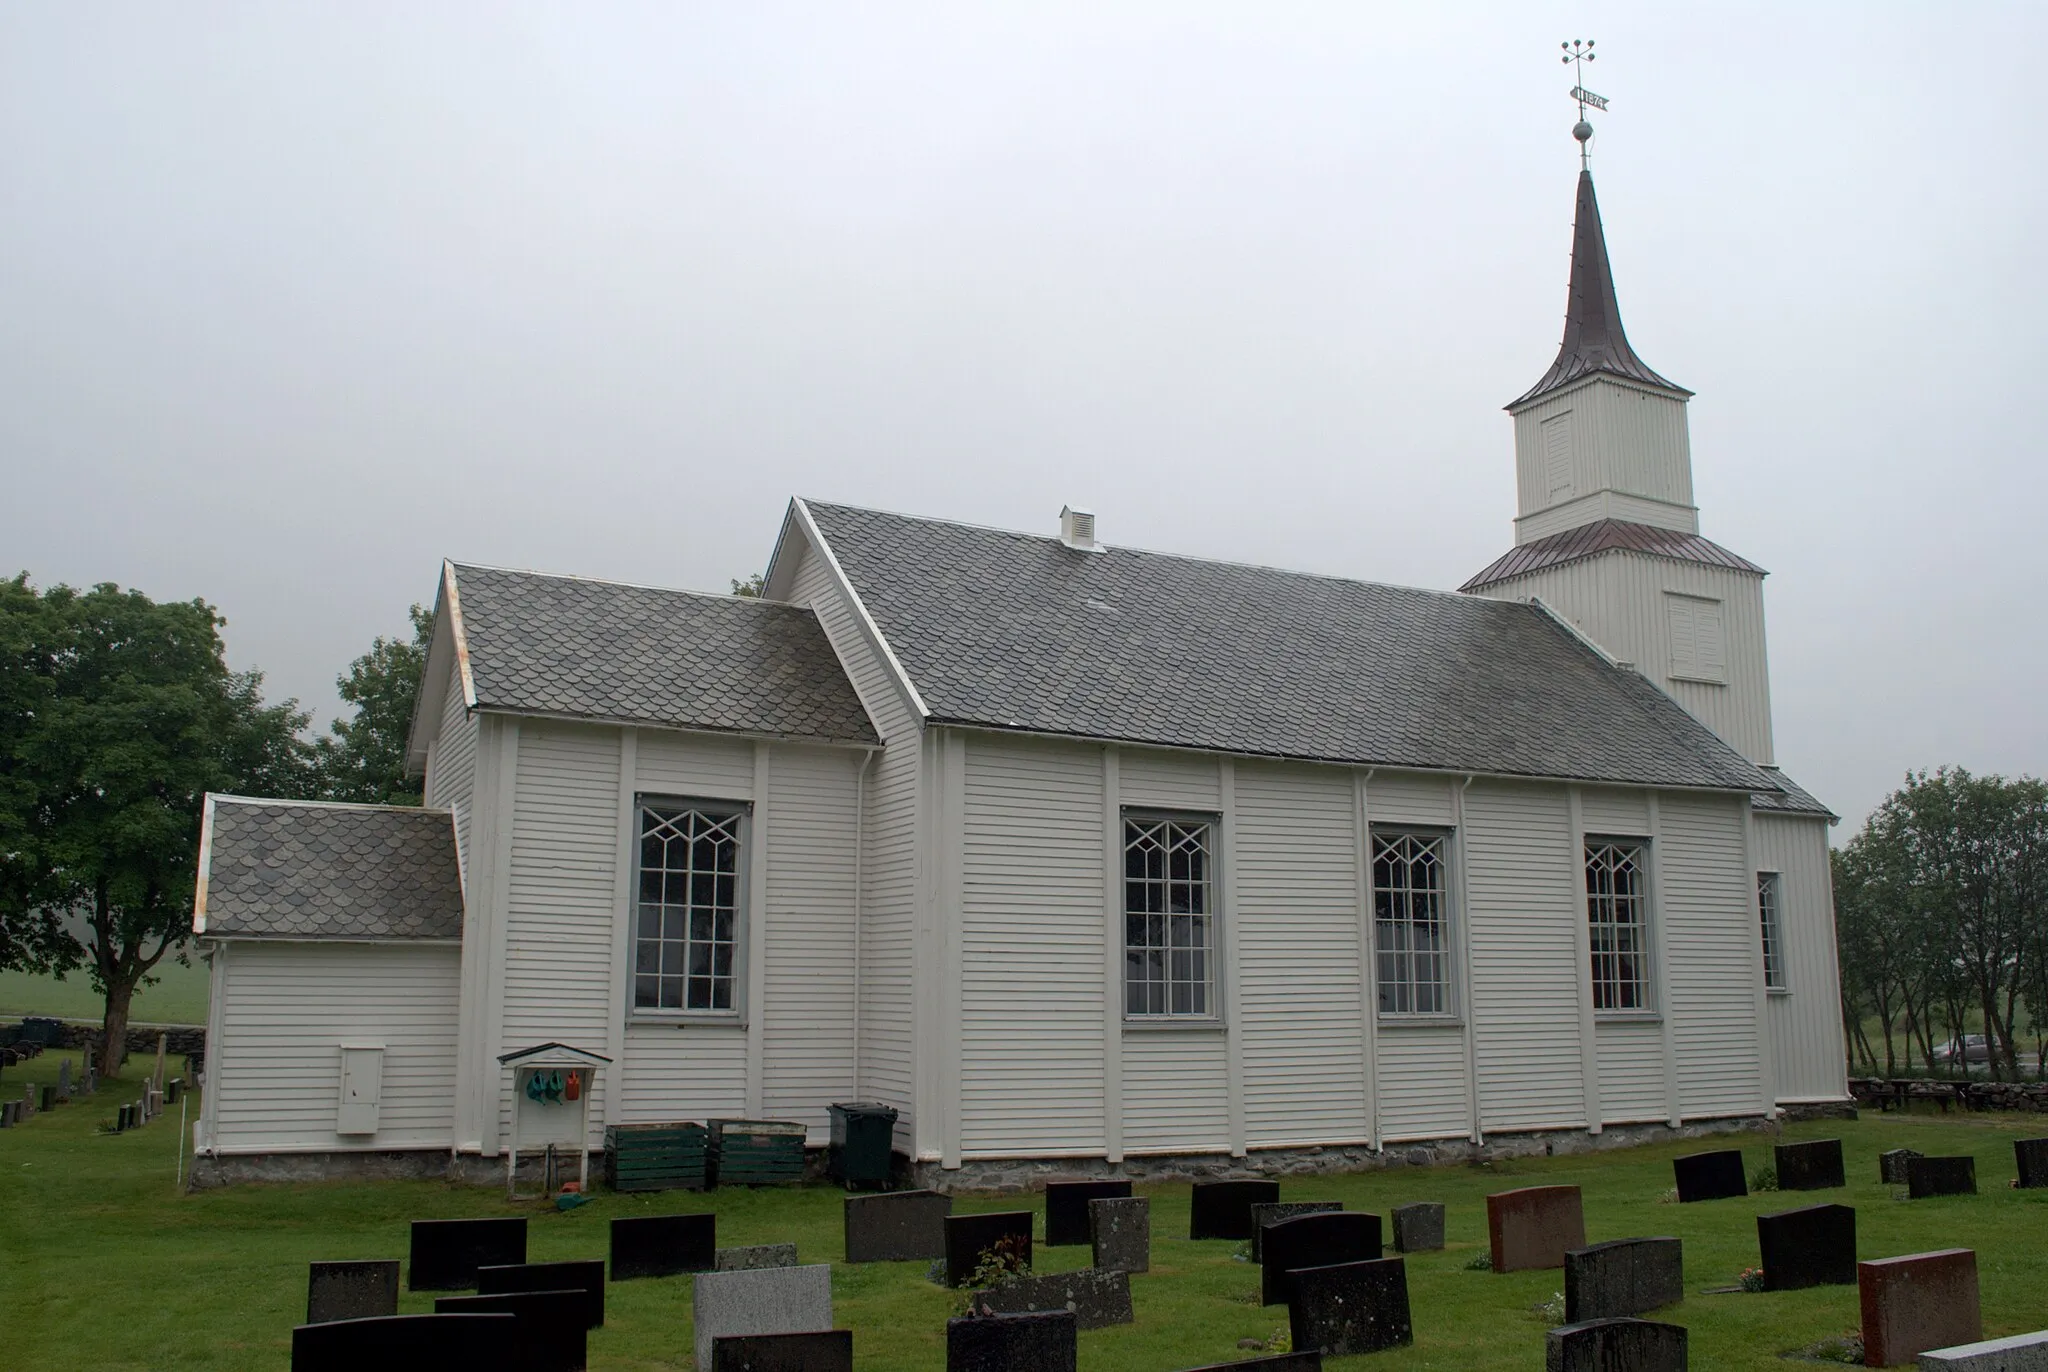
[1881,1148,1924,1186]
[1090,1197,1149,1274]
[1908,1156,1978,1198]
[1562,1238,1682,1322]
[1043,1180,1132,1247]
[1544,1317,1688,1372]
[1391,1202,1445,1254]
[1170,1356,1324,1372]
[610,1213,715,1280]
[433,1290,588,1372]
[408,1217,528,1291]
[1775,1139,1846,1191]
[1190,1180,1282,1241]
[844,1189,950,1263]
[974,1267,1132,1330]
[1756,1203,1856,1291]
[1286,1256,1411,1357]
[1249,1202,1344,1262]
[477,1259,605,1329]
[943,1212,1034,1288]
[289,1312,518,1371]
[710,1329,855,1372]
[1859,1249,1981,1368]
[718,1244,800,1271]
[945,1309,1077,1372]
[305,1260,401,1324]
[2015,1138,2048,1189]
[1487,1186,1586,1274]
[1260,1212,1383,1306]
[1672,1148,1748,1202]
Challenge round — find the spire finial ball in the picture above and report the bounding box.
[1573,120,1593,143]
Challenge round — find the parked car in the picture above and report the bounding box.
[1932,1034,1990,1064]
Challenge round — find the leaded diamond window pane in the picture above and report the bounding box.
[633,803,743,1011]
[1372,831,1451,1016]
[1586,840,1650,1012]
[1124,816,1215,1019]
[1758,871,1786,990]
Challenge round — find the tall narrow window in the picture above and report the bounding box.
[1758,871,1786,991]
[1372,830,1451,1016]
[635,802,744,1012]
[1124,815,1215,1018]
[1585,840,1651,1012]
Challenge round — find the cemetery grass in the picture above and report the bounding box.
[2,1057,2045,1372]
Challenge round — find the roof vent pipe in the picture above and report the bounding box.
[1060,506,1101,552]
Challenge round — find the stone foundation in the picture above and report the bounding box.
[186,1148,598,1191]
[1780,1099,1859,1123]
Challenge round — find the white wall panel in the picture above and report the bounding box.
[424,653,480,884]
[1660,793,1764,1118]
[617,1022,749,1123]
[1376,1026,1471,1141]
[1367,772,1455,827]
[1121,1031,1229,1154]
[636,730,755,799]
[1580,787,1650,837]
[1120,748,1221,811]
[1596,1020,1667,1123]
[1756,813,1849,1102]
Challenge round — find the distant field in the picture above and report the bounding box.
[0,957,209,1026]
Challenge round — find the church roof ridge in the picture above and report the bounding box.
[1461,518,1765,592]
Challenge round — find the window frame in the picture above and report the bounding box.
[629,794,752,1022]
[1584,835,1658,1019]
[1757,869,1788,993]
[1369,825,1460,1023]
[1120,809,1222,1026]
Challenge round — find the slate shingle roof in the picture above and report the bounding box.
[1751,768,1835,819]
[450,563,877,745]
[803,501,1783,794]
[198,797,465,940]
[1461,518,1766,593]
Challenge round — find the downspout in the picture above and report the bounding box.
[851,749,873,1099]
[1456,774,1483,1147]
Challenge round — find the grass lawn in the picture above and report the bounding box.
[3,1050,2045,1371]
[0,957,211,1026]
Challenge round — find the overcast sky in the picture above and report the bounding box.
[4,4,2043,832]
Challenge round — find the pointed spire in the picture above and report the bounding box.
[1511,170,1689,408]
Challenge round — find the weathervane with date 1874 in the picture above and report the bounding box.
[1561,38,1608,168]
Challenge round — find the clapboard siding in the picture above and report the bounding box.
[637,729,755,799]
[1596,1020,1667,1122]
[1367,772,1455,827]
[1121,748,1222,810]
[212,942,460,1152]
[1580,787,1649,837]
[959,734,1106,1156]
[1122,1031,1229,1154]
[1376,1026,1471,1141]
[618,1022,750,1122]
[425,652,480,884]
[1660,792,1763,1117]
[1466,782,1585,1131]
[1235,762,1369,1147]
[1757,813,1849,1102]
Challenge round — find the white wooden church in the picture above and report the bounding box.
[190,164,1848,1184]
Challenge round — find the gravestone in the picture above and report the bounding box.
[1672,1148,1748,1202]
[1563,1237,1682,1322]
[944,1309,1077,1372]
[289,1312,518,1371]
[477,1259,606,1328]
[844,1189,950,1263]
[718,1244,800,1271]
[1487,1186,1586,1274]
[1249,1202,1343,1262]
[610,1212,715,1280]
[1544,1317,1688,1372]
[1391,1202,1445,1254]
[56,1061,71,1099]
[1287,1256,1411,1357]
[974,1266,1132,1330]
[1908,1157,1978,1199]
[1756,1203,1857,1291]
[711,1329,856,1372]
[2016,1138,2048,1190]
[943,1212,1034,1288]
[1089,1196,1149,1274]
[1859,1249,1981,1368]
[38,1084,54,1111]
[408,1217,528,1291]
[1775,1138,1846,1191]
[1916,1331,2048,1370]
[305,1260,401,1324]
[1043,1180,1131,1247]
[1190,1180,1281,1240]
[1260,1212,1383,1306]
[1881,1148,1924,1186]
[1170,1356,1324,1372]
[433,1290,588,1372]
[0,1100,12,1127]
[692,1263,835,1372]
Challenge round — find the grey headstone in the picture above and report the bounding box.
[1545,1317,1689,1372]
[56,1061,71,1098]
[973,1266,1132,1330]
[711,1329,855,1372]
[1249,1202,1343,1262]
[306,1260,401,1324]
[945,1309,1077,1372]
[1882,1148,1925,1186]
[844,1189,950,1263]
[1915,1330,2048,1370]
[1563,1238,1682,1322]
[1391,1202,1445,1254]
[692,1263,835,1372]
[1089,1197,1150,1274]
[1287,1256,1412,1357]
[718,1243,800,1271]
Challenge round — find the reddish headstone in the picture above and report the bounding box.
[1858,1249,1980,1368]
[1486,1186,1586,1274]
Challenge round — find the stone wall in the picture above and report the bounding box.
[2,1022,206,1058]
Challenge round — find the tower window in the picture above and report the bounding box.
[1542,411,1575,501]
[1666,593,1726,683]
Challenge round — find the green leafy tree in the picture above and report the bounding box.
[730,573,765,598]
[313,604,434,805]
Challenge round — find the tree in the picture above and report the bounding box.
[0,578,312,1076]
[730,573,765,598]
[313,604,434,805]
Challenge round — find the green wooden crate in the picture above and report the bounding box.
[708,1118,807,1186]
[604,1122,709,1192]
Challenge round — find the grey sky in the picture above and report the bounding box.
[3,4,2043,831]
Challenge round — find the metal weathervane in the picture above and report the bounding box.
[1561,38,1608,168]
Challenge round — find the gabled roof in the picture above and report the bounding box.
[1512,170,1690,408]
[1461,519,1765,593]
[441,562,878,746]
[1751,767,1836,820]
[195,796,464,940]
[799,500,1782,795]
